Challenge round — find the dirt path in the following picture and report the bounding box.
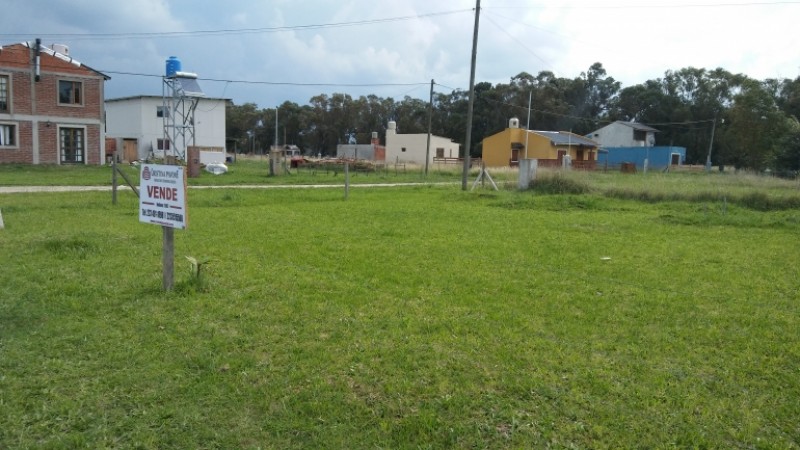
[0,182,453,194]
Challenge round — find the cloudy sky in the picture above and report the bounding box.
[2,0,798,108]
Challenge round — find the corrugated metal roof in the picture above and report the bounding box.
[615,121,659,132]
[105,95,231,103]
[18,41,110,80]
[532,131,598,147]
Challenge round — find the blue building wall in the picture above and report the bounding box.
[597,146,686,169]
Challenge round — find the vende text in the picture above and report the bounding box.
[147,186,179,201]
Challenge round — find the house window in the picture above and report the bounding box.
[0,75,9,112]
[633,129,647,142]
[157,138,170,150]
[436,148,444,158]
[0,123,16,146]
[401,147,406,152]
[58,80,82,105]
[60,127,85,163]
[157,106,169,118]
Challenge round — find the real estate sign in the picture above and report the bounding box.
[138,164,188,229]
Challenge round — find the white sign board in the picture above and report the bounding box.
[138,164,188,229]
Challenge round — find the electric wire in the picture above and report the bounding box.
[0,9,473,41]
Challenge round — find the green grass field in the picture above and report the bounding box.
[0,159,493,187]
[1,168,799,448]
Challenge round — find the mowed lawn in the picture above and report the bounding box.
[1,174,799,448]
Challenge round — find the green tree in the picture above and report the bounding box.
[225,102,263,154]
[721,79,787,170]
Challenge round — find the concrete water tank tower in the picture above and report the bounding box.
[509,117,520,128]
[387,121,397,134]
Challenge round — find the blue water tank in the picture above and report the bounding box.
[165,56,181,77]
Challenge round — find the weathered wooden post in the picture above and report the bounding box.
[138,163,188,291]
[344,162,350,200]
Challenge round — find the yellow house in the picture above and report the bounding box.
[482,118,599,169]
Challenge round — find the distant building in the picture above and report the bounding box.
[588,121,685,170]
[271,144,302,157]
[597,146,686,170]
[336,132,385,161]
[482,118,598,169]
[384,121,460,166]
[0,41,109,164]
[105,95,229,164]
[589,121,658,147]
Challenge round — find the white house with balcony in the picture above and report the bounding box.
[105,95,229,163]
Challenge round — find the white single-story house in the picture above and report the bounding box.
[384,121,460,166]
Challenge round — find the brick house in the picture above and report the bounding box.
[0,41,109,164]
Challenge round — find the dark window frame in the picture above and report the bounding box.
[0,122,17,147]
[58,79,83,106]
[59,126,85,163]
[0,74,9,112]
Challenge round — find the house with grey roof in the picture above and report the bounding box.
[588,121,685,170]
[588,121,658,147]
[482,118,599,169]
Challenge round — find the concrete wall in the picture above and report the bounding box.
[597,146,686,169]
[385,131,459,165]
[337,144,378,160]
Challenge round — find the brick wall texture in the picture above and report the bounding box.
[0,43,107,165]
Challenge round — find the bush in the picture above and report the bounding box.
[529,172,590,195]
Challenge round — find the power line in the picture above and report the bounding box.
[485,1,800,10]
[101,73,715,127]
[0,9,472,41]
[434,83,461,93]
[482,14,551,67]
[478,94,716,127]
[101,70,430,88]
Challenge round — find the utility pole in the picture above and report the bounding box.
[525,90,532,159]
[270,107,279,176]
[425,79,434,176]
[462,0,481,190]
[705,115,717,172]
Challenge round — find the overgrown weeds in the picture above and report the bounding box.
[602,187,800,211]
[528,172,590,194]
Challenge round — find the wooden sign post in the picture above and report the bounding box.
[138,164,188,291]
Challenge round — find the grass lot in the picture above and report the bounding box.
[0,159,490,187]
[1,169,799,448]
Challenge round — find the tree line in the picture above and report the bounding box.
[227,62,800,172]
